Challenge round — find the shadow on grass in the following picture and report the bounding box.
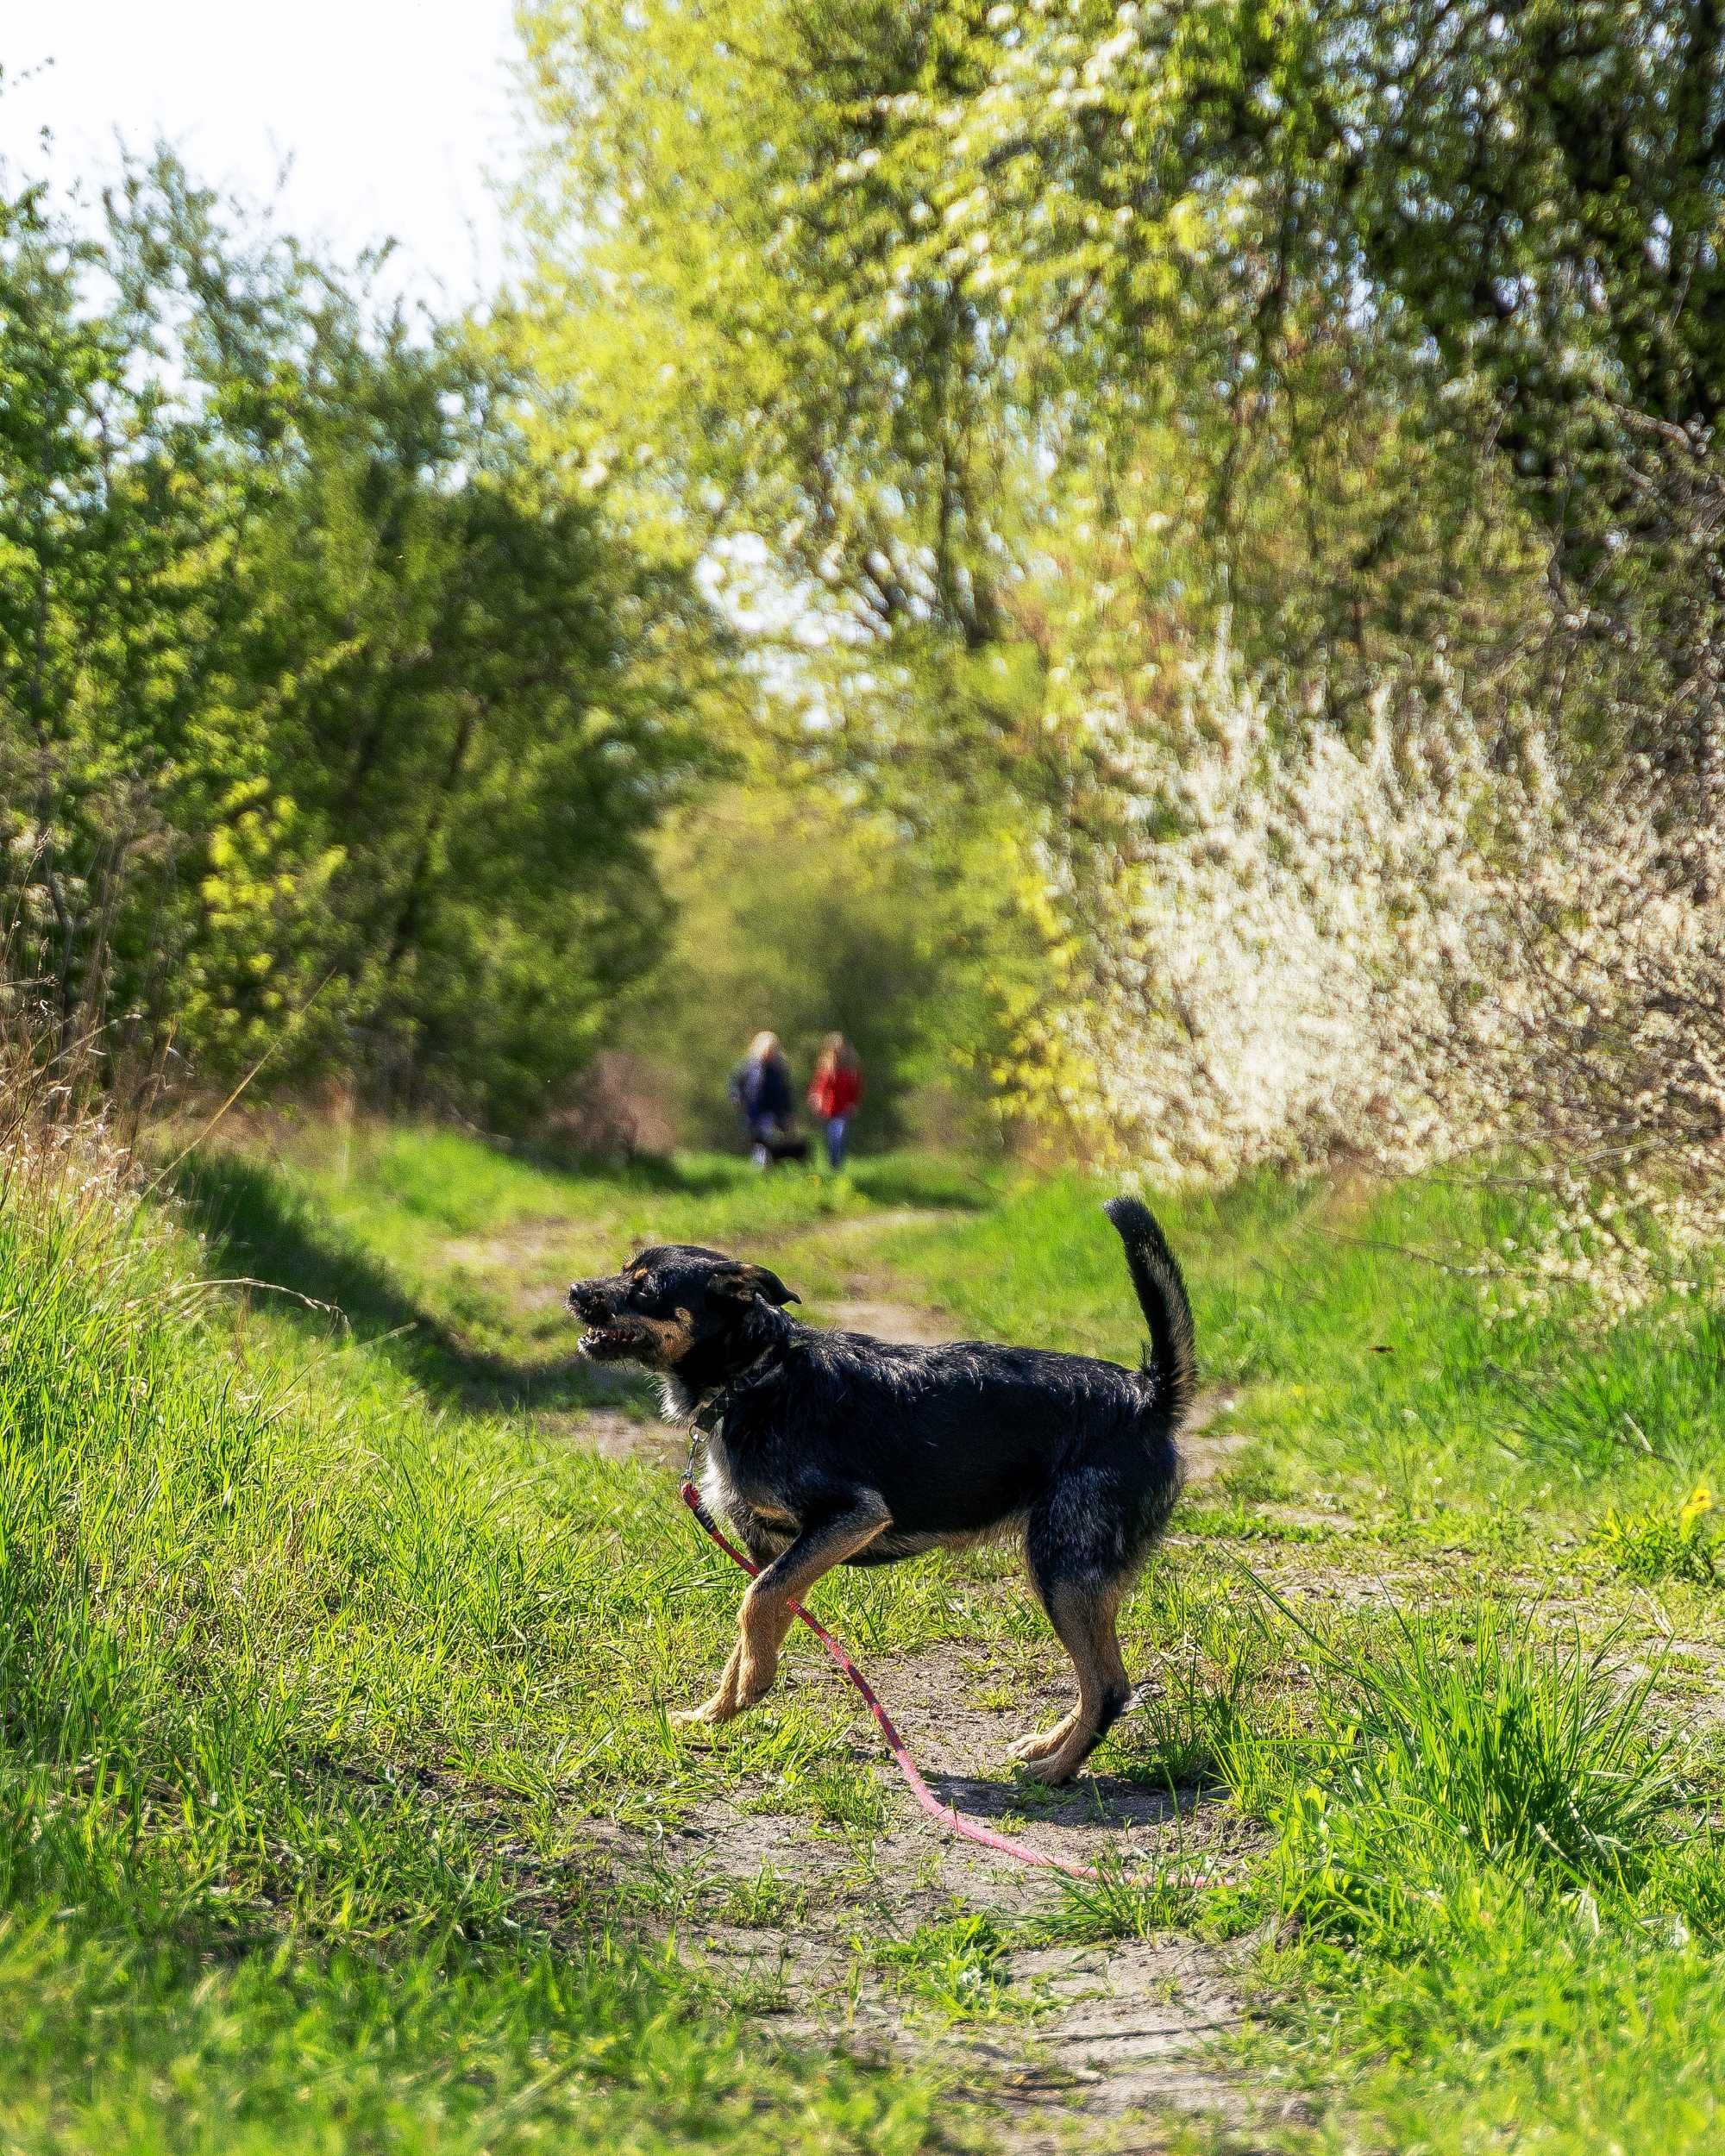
[509,1137,993,1213]
[168,1134,988,1423]
[924,1771,1196,1834]
[850,1156,994,1211]
[171,1151,649,1419]
[513,1139,751,1200]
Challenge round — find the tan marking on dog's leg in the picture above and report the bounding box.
[733,1496,892,1708]
[671,1639,745,1727]
[1008,1708,1082,1764]
[1015,1583,1130,1785]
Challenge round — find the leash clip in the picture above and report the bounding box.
[686,1388,728,1485]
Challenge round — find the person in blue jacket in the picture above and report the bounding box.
[730,1031,796,1167]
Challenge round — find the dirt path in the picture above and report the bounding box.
[574,1610,1264,2146]
[649,1378,1264,2147]
[822,1294,953,1345]
[585,1627,1263,2146]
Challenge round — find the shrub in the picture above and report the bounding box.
[1062,634,1725,1307]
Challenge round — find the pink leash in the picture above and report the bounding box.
[681,1478,1111,1883]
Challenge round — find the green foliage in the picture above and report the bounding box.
[517,0,1725,668]
[1035,1852,1217,1945]
[509,0,1529,703]
[614,782,1064,1148]
[872,1913,1017,2021]
[1302,1887,1725,2155]
[1274,1605,1676,1944]
[0,1924,932,2156]
[616,787,942,1145]
[511,0,1725,1189]
[0,144,721,1125]
[1595,1483,1722,1586]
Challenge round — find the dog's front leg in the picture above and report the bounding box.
[678,1496,892,1727]
[670,1511,786,1727]
[736,1495,892,1706]
[671,1639,747,1727]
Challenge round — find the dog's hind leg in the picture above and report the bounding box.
[674,1495,891,1727]
[1013,1503,1133,1783]
[1010,1580,1130,1783]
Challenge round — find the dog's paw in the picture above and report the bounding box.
[1017,1748,1083,1787]
[671,1693,739,1728]
[1008,1718,1075,1764]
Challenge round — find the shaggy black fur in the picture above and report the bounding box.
[567,1197,1195,1782]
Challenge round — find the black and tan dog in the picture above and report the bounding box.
[568,1199,1194,1783]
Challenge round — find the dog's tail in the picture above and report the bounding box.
[1104,1196,1196,1425]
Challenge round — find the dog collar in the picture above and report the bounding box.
[687,1341,776,1452]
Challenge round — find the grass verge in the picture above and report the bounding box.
[0,1148,960,2153]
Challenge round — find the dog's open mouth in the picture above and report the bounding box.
[576,1319,647,1361]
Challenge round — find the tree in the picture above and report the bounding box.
[0,141,724,1123]
[510,0,1725,1230]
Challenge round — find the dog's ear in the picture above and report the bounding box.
[709,1262,800,1308]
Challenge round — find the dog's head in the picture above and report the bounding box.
[567,1244,800,1369]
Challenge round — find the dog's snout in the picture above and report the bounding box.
[568,1282,608,1319]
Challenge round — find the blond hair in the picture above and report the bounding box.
[747,1031,781,1062]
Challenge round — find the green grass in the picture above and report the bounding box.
[12,1117,1725,2152]
[0,1155,964,2152]
[1270,1601,1677,1927]
[0,1921,939,2156]
[1593,1484,1723,1584]
[164,1119,989,1395]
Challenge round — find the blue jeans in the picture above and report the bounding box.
[823,1115,850,1169]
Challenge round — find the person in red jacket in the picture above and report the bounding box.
[807,1031,863,1171]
